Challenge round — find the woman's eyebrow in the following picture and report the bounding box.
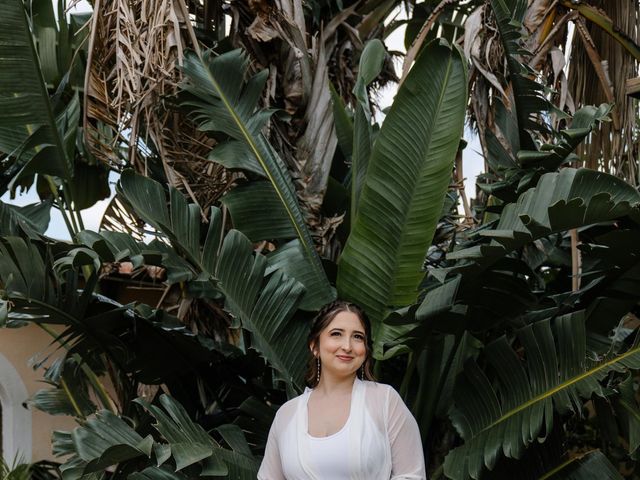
[330,327,365,335]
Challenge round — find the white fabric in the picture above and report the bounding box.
[257,378,426,480]
[307,416,351,479]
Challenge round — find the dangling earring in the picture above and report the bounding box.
[360,364,365,380]
[316,357,321,384]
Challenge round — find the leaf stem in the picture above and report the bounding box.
[74,353,117,414]
[60,376,86,419]
[46,177,76,237]
[36,323,117,414]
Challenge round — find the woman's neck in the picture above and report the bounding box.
[315,372,356,396]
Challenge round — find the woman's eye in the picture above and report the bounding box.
[354,334,365,341]
[331,331,341,336]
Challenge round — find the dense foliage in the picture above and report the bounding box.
[1,0,640,478]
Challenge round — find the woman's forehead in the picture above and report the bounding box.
[324,310,365,332]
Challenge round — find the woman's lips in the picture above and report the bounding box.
[336,355,354,361]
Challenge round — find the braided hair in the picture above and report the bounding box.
[305,300,375,388]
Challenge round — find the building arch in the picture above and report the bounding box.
[0,352,32,463]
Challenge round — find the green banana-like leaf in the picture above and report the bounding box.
[118,171,308,388]
[329,83,354,162]
[336,39,467,333]
[448,168,640,268]
[0,199,51,238]
[541,450,623,479]
[61,410,153,478]
[54,395,259,479]
[217,231,307,388]
[29,365,97,418]
[351,39,385,220]
[443,311,640,480]
[490,0,549,150]
[139,395,228,473]
[142,395,259,478]
[118,170,206,268]
[0,237,52,303]
[482,103,613,203]
[0,0,73,181]
[559,0,640,62]
[180,49,334,310]
[220,181,294,241]
[617,375,640,457]
[517,104,611,171]
[129,467,189,480]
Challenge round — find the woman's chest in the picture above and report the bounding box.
[307,395,351,437]
[279,412,390,479]
[307,425,352,479]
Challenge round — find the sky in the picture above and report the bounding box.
[0,4,484,240]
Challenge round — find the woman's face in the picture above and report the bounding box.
[313,310,367,380]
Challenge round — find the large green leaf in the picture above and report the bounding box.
[489,0,549,150]
[0,237,52,303]
[118,171,309,388]
[220,181,294,242]
[481,104,612,203]
[350,39,385,219]
[337,39,467,333]
[0,200,51,238]
[517,105,611,171]
[128,467,189,480]
[443,311,640,480]
[54,395,259,479]
[0,0,73,181]
[217,231,307,388]
[448,168,640,269]
[143,395,257,478]
[180,49,334,310]
[617,375,640,457]
[329,83,354,163]
[542,450,623,479]
[28,357,97,417]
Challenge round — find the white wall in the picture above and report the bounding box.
[0,352,32,463]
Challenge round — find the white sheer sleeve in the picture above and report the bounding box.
[257,409,286,480]
[386,386,427,479]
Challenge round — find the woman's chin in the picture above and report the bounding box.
[325,364,358,378]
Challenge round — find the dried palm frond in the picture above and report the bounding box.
[85,0,399,256]
[228,0,399,257]
[81,1,289,347]
[85,0,232,217]
[99,195,147,240]
[464,0,639,188]
[567,0,640,184]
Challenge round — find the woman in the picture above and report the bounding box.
[258,300,426,479]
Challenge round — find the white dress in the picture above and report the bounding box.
[257,378,426,479]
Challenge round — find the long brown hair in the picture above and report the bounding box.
[305,300,375,388]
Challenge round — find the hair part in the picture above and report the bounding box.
[305,300,376,388]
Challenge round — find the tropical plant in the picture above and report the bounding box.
[1,0,640,479]
[0,457,31,480]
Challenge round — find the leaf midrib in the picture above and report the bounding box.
[386,49,458,303]
[480,345,640,434]
[196,54,310,260]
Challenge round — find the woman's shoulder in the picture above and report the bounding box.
[360,379,398,397]
[360,381,409,412]
[273,389,308,420]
